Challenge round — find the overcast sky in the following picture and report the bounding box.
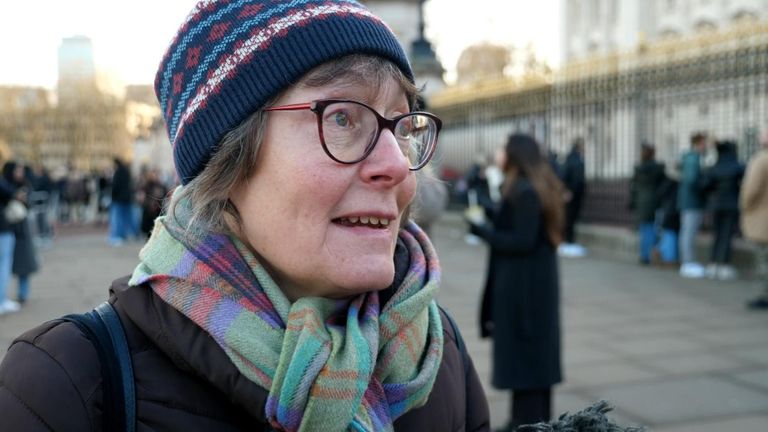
[0,0,561,88]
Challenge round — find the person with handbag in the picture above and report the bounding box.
[0,167,18,315]
[2,162,39,305]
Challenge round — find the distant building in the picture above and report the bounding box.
[563,0,766,61]
[58,36,96,88]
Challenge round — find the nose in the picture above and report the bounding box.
[359,129,410,186]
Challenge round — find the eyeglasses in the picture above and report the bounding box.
[265,99,442,171]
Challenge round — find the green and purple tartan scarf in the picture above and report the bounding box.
[129,191,443,432]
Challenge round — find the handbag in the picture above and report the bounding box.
[4,199,27,224]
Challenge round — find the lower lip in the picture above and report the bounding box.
[332,221,395,238]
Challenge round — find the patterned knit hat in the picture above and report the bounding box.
[155,0,413,184]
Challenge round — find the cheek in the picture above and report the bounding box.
[400,174,418,209]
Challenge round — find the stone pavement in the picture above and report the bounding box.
[1,221,768,431]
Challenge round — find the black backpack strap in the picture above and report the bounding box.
[438,305,473,426]
[438,305,469,371]
[62,301,135,432]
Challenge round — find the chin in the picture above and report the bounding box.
[335,264,395,296]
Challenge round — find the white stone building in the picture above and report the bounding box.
[563,0,768,61]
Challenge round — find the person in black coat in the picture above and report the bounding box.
[468,133,564,431]
[562,138,586,245]
[657,172,681,266]
[701,140,746,279]
[629,143,666,265]
[1,162,38,306]
[108,157,135,245]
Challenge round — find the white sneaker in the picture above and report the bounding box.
[0,299,21,315]
[705,264,719,279]
[464,234,482,246]
[559,243,587,258]
[679,262,705,279]
[717,265,738,281]
[570,243,587,257]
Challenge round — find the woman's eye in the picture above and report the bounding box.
[333,111,350,128]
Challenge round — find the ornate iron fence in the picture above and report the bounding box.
[431,23,768,226]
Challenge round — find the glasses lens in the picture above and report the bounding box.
[320,102,377,163]
[395,114,437,168]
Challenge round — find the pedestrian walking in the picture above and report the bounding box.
[138,168,168,238]
[629,143,666,265]
[468,133,564,431]
[108,157,134,246]
[463,155,492,245]
[677,132,709,278]
[0,162,17,315]
[0,2,490,431]
[657,167,681,266]
[701,140,745,280]
[742,131,768,309]
[30,165,54,245]
[560,138,587,257]
[2,162,39,306]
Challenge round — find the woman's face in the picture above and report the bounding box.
[229,75,416,300]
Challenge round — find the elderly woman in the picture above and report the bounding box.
[0,1,489,431]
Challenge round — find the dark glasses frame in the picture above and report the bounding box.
[265,99,442,171]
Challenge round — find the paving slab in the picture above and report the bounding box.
[732,369,768,392]
[595,376,768,424]
[729,347,768,367]
[640,351,753,375]
[653,414,768,432]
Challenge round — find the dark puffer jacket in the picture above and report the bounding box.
[701,142,745,211]
[0,278,490,431]
[629,160,666,223]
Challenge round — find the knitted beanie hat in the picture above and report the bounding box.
[155,0,414,184]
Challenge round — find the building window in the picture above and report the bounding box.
[740,97,749,112]
[698,103,709,117]
[591,0,600,26]
[666,0,676,11]
[694,20,717,32]
[732,10,758,22]
[608,0,617,23]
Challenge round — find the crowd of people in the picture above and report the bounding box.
[457,128,768,428]
[627,131,768,306]
[629,133,768,286]
[0,158,175,315]
[461,139,588,257]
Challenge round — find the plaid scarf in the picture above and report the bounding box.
[129,192,443,432]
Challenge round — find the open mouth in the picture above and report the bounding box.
[333,216,391,229]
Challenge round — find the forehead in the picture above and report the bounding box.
[289,74,409,108]
[289,57,412,104]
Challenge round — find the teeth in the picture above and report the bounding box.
[339,216,391,227]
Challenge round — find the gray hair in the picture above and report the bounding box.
[167,55,419,235]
